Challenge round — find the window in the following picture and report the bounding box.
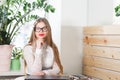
[12,9,46,48]
[12,0,61,50]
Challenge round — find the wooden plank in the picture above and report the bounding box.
[83,66,120,80]
[84,35,120,47]
[83,56,120,72]
[84,26,120,35]
[83,45,120,59]
[84,26,104,35]
[83,26,120,80]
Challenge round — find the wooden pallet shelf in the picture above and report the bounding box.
[83,26,120,80]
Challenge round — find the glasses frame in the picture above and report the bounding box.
[34,26,48,32]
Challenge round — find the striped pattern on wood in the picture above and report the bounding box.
[83,26,120,80]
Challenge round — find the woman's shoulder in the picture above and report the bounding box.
[47,45,54,53]
[47,45,52,50]
[23,45,33,55]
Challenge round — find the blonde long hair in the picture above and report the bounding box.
[27,18,63,74]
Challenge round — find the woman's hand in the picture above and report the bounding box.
[32,71,46,76]
[36,40,43,49]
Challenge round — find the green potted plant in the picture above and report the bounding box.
[11,47,22,71]
[0,0,55,72]
[0,0,55,44]
[115,4,120,16]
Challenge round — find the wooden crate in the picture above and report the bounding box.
[83,26,120,80]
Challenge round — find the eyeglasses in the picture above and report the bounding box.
[35,27,48,32]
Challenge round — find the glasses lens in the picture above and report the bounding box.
[35,27,40,32]
[42,27,47,32]
[35,27,47,32]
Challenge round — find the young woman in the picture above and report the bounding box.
[15,18,63,80]
[24,18,63,75]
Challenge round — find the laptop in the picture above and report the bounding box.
[25,75,70,80]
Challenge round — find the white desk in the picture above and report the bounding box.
[0,59,25,80]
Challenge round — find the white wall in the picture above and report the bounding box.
[87,0,113,25]
[61,0,87,74]
[48,0,61,51]
[62,0,87,27]
[61,0,113,75]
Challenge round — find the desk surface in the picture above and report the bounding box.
[0,71,24,76]
[25,75,70,80]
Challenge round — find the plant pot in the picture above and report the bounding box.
[0,45,13,72]
[11,58,21,71]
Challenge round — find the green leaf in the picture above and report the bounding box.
[0,0,55,45]
[32,2,36,9]
[23,3,27,12]
[28,3,31,8]
[115,4,120,17]
[12,47,23,59]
